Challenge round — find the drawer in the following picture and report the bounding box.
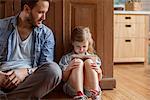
[114,38,144,59]
[114,38,135,58]
[114,15,136,23]
[135,23,146,37]
[135,15,146,24]
[114,15,146,23]
[114,23,136,37]
[114,23,146,38]
[135,38,145,57]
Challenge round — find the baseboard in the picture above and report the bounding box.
[100,77,116,90]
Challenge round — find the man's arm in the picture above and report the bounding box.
[1,67,38,90]
[0,71,8,87]
[13,68,37,82]
[39,29,55,64]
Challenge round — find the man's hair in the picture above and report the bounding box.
[21,0,49,11]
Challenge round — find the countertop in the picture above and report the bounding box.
[114,11,150,15]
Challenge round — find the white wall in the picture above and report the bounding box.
[114,0,150,10]
[142,0,150,10]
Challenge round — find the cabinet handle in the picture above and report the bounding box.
[125,40,131,42]
[125,25,131,27]
[125,17,131,19]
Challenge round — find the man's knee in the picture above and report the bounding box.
[41,62,62,83]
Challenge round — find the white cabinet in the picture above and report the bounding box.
[114,14,149,62]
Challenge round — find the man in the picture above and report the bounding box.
[0,0,62,99]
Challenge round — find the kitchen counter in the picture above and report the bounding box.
[114,11,150,15]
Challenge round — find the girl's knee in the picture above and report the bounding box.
[72,58,84,66]
[84,59,94,67]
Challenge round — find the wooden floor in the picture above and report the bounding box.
[44,63,150,100]
[102,63,150,100]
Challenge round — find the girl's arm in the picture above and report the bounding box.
[98,68,102,81]
[59,55,71,81]
[62,59,81,82]
[91,55,102,81]
[62,67,72,81]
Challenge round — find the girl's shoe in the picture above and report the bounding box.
[73,95,88,100]
[90,89,102,100]
[91,95,101,100]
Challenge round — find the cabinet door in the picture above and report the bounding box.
[0,0,5,18]
[114,38,145,62]
[136,23,146,38]
[0,0,20,18]
[135,38,145,59]
[114,38,135,62]
[63,0,115,89]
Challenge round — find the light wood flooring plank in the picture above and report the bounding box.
[102,64,150,100]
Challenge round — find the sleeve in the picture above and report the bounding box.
[96,55,102,68]
[59,55,70,71]
[39,29,55,64]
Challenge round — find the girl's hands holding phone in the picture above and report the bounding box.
[66,58,82,71]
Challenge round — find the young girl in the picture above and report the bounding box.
[59,26,102,100]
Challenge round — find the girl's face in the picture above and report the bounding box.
[72,41,89,54]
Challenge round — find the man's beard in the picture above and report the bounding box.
[26,13,35,27]
[27,13,43,27]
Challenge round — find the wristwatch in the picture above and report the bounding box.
[27,68,33,75]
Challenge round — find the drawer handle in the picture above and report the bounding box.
[125,17,131,19]
[125,40,131,42]
[125,25,131,27]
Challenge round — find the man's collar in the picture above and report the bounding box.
[10,13,19,28]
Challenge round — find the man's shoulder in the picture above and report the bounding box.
[0,16,16,33]
[39,24,53,35]
[0,16,15,23]
[40,24,52,31]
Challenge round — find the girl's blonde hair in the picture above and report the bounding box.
[71,26,95,53]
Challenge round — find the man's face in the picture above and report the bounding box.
[28,0,49,27]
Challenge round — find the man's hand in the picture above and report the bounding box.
[13,68,28,82]
[0,71,8,87]
[0,71,19,90]
[5,71,21,89]
[4,68,29,89]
